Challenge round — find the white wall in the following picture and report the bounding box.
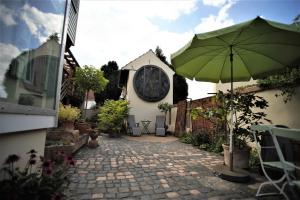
[123,50,174,133]
[187,79,217,100]
[217,81,300,129]
[0,129,46,179]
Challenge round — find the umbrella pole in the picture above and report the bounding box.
[229,45,234,171]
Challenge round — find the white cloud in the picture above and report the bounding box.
[0,4,17,26]
[0,43,21,98]
[71,0,236,99]
[20,4,64,43]
[202,0,227,7]
[71,0,197,67]
[195,0,235,33]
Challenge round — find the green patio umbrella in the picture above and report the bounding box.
[171,17,300,171]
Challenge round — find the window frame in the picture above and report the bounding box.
[0,0,71,134]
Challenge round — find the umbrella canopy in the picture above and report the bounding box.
[171,17,300,83]
[171,17,300,171]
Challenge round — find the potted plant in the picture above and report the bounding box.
[58,103,80,131]
[158,102,172,129]
[74,65,108,134]
[75,65,108,119]
[98,100,129,137]
[88,129,99,148]
[191,90,270,168]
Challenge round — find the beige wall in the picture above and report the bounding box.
[168,106,177,132]
[218,81,300,129]
[0,129,46,178]
[123,50,174,133]
[255,87,300,128]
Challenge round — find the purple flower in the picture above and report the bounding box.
[27,149,37,154]
[29,159,36,165]
[30,154,36,159]
[46,168,52,175]
[52,193,62,200]
[42,160,51,168]
[69,160,75,166]
[4,154,20,164]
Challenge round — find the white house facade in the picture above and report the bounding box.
[120,50,175,133]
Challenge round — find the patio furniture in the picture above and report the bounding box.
[127,115,141,136]
[155,115,166,136]
[250,125,300,200]
[140,120,151,134]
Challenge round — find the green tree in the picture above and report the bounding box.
[75,65,108,117]
[155,46,188,104]
[94,61,122,105]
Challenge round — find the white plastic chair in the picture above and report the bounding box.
[250,125,300,200]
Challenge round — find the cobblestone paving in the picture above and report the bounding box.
[65,135,265,200]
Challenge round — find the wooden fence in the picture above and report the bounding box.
[174,96,218,135]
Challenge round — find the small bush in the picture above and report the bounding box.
[58,103,80,122]
[179,132,193,144]
[249,148,260,168]
[98,100,129,133]
[208,134,226,153]
[191,131,210,146]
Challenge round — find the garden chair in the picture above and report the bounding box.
[250,125,300,200]
[127,115,141,136]
[155,115,166,136]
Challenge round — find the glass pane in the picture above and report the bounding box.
[0,0,66,109]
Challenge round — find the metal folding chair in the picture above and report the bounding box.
[250,125,300,200]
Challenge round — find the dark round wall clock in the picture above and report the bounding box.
[133,65,170,102]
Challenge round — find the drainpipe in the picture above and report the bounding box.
[186,98,192,132]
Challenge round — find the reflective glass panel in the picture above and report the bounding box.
[0,0,66,109]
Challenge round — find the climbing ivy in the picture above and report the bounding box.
[257,66,300,103]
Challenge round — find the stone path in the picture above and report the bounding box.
[65,135,268,200]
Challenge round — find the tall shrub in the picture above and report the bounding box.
[98,100,129,134]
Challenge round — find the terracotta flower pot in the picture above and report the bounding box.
[88,139,98,148]
[222,144,250,169]
[75,121,91,134]
[61,121,75,132]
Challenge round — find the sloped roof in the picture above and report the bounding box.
[122,49,174,74]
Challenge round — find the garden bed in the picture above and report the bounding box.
[44,133,88,160]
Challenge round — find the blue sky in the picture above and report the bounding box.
[154,0,299,33]
[71,0,300,100]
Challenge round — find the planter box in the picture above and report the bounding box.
[44,134,88,160]
[222,144,250,169]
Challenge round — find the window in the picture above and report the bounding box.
[0,0,66,110]
[0,0,68,133]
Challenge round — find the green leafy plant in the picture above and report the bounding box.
[158,102,172,115]
[190,131,210,146]
[75,65,109,118]
[249,148,260,168]
[179,132,193,144]
[258,66,300,103]
[58,103,80,122]
[98,100,129,134]
[191,91,270,149]
[0,150,75,200]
